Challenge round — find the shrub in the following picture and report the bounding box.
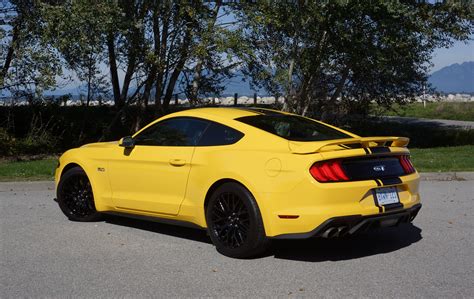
[344,117,474,148]
[0,128,16,157]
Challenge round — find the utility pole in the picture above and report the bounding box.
[423,84,426,109]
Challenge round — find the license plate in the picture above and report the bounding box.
[374,187,399,206]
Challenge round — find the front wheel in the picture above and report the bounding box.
[57,166,102,222]
[206,182,270,258]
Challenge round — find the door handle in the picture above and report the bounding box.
[169,159,186,167]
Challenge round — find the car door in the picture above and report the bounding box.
[107,117,209,215]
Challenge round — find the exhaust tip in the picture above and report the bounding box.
[337,226,349,237]
[322,227,339,238]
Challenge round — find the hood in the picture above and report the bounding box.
[81,141,119,148]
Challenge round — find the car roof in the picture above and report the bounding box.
[136,107,357,141]
[168,107,290,120]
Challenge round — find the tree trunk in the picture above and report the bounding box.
[329,66,350,104]
[86,52,94,107]
[155,9,170,113]
[107,33,122,107]
[120,57,136,106]
[162,28,192,110]
[120,2,147,107]
[282,57,295,112]
[189,1,222,104]
[142,5,161,107]
[189,61,202,104]
[0,22,20,88]
[162,62,184,110]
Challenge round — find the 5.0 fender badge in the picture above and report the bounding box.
[97,167,106,172]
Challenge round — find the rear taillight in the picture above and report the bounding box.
[399,155,415,174]
[310,160,349,182]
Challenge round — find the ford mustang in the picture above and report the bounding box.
[54,107,421,258]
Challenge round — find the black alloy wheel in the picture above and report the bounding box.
[206,182,269,258]
[210,191,250,248]
[57,167,101,222]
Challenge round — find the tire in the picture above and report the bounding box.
[206,182,270,258]
[57,166,102,222]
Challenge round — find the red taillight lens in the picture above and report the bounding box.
[329,160,349,180]
[310,160,349,182]
[399,155,415,174]
[309,164,329,182]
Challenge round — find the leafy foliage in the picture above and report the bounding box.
[236,1,474,119]
[1,0,473,156]
[1,0,62,100]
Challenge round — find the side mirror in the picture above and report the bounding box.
[119,136,135,148]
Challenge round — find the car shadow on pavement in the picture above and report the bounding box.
[102,215,421,261]
[269,224,422,262]
[103,214,212,244]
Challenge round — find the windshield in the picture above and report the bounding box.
[236,114,351,142]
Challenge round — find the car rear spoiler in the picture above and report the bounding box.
[288,136,410,154]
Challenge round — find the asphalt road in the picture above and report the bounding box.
[381,116,474,129]
[1,177,473,298]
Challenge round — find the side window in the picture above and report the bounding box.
[198,122,244,146]
[134,118,209,146]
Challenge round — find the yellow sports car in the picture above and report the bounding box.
[55,107,421,258]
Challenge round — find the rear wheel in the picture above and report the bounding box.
[206,182,269,258]
[57,167,101,222]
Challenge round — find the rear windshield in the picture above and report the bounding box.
[236,115,350,142]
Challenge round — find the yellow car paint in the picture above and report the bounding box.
[55,107,421,238]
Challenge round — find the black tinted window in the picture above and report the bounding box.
[134,118,209,146]
[236,115,350,142]
[198,122,244,146]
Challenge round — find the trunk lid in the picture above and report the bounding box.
[298,136,414,182]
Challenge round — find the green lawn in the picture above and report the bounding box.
[0,146,473,181]
[0,158,57,181]
[410,145,474,172]
[380,102,474,121]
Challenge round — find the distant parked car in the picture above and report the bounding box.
[54,107,421,258]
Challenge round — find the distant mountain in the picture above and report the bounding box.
[429,61,474,93]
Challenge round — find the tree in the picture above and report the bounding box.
[41,0,113,107]
[183,1,240,105]
[236,1,474,120]
[0,0,62,102]
[41,0,242,113]
[139,1,241,111]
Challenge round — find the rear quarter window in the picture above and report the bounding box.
[197,122,244,146]
[236,115,350,142]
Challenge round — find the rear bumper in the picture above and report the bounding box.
[271,203,421,239]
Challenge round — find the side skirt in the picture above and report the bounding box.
[103,211,206,230]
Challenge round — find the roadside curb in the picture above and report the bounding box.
[421,172,474,181]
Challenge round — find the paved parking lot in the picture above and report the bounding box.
[1,177,473,298]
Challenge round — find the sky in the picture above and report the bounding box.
[431,39,474,72]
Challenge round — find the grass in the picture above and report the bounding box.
[410,145,474,172]
[0,158,57,181]
[0,146,473,181]
[379,102,474,121]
